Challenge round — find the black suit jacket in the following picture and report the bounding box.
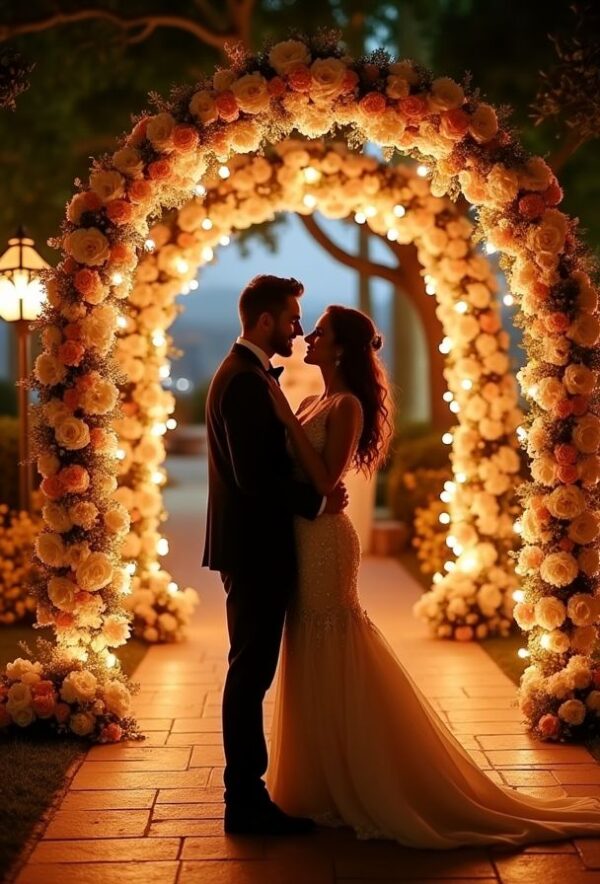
[202,343,322,579]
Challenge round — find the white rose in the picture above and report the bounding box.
[268,40,311,76]
[558,698,586,726]
[5,658,42,684]
[64,228,110,266]
[89,169,125,202]
[146,112,176,149]
[103,680,132,717]
[76,552,113,592]
[539,552,578,588]
[60,670,98,704]
[535,596,567,630]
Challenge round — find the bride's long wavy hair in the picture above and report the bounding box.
[326,305,394,475]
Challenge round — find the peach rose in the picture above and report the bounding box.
[35,532,65,567]
[568,314,600,349]
[78,377,119,415]
[146,112,176,149]
[112,146,144,178]
[568,511,600,545]
[76,551,113,592]
[558,698,586,726]
[148,158,173,180]
[518,545,544,573]
[385,74,410,100]
[429,76,464,111]
[513,602,536,630]
[530,455,556,486]
[104,505,130,535]
[309,57,347,102]
[579,455,600,487]
[100,722,123,742]
[106,199,134,225]
[547,629,570,654]
[65,541,91,570]
[55,417,90,452]
[567,593,597,627]
[268,40,311,76]
[68,501,98,529]
[468,103,498,143]
[70,712,96,736]
[535,596,567,630]
[215,91,239,122]
[189,90,218,124]
[128,179,153,205]
[102,614,130,648]
[34,353,67,387]
[66,190,103,223]
[520,157,553,192]
[89,169,125,202]
[546,485,586,520]
[571,625,596,654]
[48,576,78,612]
[32,694,56,719]
[573,414,600,454]
[42,502,72,534]
[231,72,270,114]
[539,552,579,587]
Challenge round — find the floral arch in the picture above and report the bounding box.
[2,35,599,744]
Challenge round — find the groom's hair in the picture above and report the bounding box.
[239,275,304,329]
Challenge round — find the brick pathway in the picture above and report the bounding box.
[14,457,600,883]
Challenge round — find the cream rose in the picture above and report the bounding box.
[6,682,32,714]
[38,452,61,478]
[579,547,600,577]
[102,615,130,648]
[61,669,98,704]
[536,376,565,411]
[519,156,553,192]
[571,625,596,654]
[55,417,91,451]
[146,112,176,149]
[468,103,498,143]
[429,76,464,110]
[535,596,567,630]
[310,57,347,102]
[103,679,132,717]
[35,532,65,567]
[189,90,218,124]
[112,146,144,178]
[539,552,579,587]
[546,485,586,520]
[530,455,556,487]
[568,593,598,627]
[484,164,519,207]
[513,602,536,630]
[89,169,125,202]
[573,415,600,454]
[558,698,586,726]
[231,73,270,114]
[563,363,597,397]
[5,658,42,684]
[542,336,571,366]
[547,629,570,655]
[568,511,600,545]
[268,39,311,76]
[76,552,113,592]
[79,379,119,415]
[104,505,130,535]
[34,353,66,387]
[48,576,78,612]
[64,227,110,266]
[568,314,600,349]
[81,305,118,354]
[42,503,73,534]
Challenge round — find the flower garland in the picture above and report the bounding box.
[3,33,596,742]
[0,505,40,625]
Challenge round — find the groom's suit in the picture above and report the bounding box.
[202,342,322,808]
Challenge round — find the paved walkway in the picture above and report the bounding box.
[14,457,600,883]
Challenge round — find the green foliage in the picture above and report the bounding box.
[0,418,19,510]
[0,380,17,417]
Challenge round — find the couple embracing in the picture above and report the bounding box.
[203,274,600,848]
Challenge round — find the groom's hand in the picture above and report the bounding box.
[323,482,348,514]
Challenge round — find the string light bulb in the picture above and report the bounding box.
[517,648,530,659]
[218,166,230,179]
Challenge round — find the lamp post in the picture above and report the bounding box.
[0,228,50,512]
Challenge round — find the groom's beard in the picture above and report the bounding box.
[270,332,294,358]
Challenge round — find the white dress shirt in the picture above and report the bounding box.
[235,336,326,516]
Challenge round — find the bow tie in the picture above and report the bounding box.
[266,364,284,381]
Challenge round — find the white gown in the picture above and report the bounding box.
[266,394,600,848]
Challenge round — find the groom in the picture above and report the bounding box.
[202,274,348,835]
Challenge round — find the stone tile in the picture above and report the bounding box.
[157,787,224,804]
[493,853,598,884]
[70,769,210,790]
[150,819,223,837]
[447,710,523,722]
[190,745,226,766]
[16,861,179,884]
[553,767,600,785]
[478,735,546,751]
[74,754,190,773]
[487,748,593,768]
[172,718,222,733]
[43,809,151,839]
[334,843,495,878]
[181,836,265,860]
[515,786,568,800]
[450,722,529,736]
[166,732,223,747]
[86,746,191,764]
[153,803,224,820]
[136,718,173,731]
[178,858,333,884]
[28,838,180,863]
[499,770,559,787]
[59,790,156,811]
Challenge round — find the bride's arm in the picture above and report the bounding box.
[269,385,362,496]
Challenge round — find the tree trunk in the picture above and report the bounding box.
[357,225,372,316]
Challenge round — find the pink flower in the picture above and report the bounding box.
[557,464,578,484]
[100,722,123,742]
[215,91,239,121]
[454,625,474,642]
[518,194,546,219]
[288,65,311,92]
[538,713,560,740]
[58,341,85,367]
[55,702,71,724]
[359,91,387,116]
[439,108,470,137]
[555,444,578,465]
[172,125,199,152]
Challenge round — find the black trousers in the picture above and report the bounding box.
[220,569,293,808]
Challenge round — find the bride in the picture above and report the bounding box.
[265,303,600,849]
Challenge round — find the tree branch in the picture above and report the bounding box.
[547,128,588,174]
[298,214,405,289]
[0,9,235,52]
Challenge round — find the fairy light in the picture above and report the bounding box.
[517,648,530,659]
[105,653,117,669]
[444,561,456,572]
[386,229,398,241]
[218,165,230,179]
[180,285,190,295]
[444,481,456,494]
[175,258,189,274]
[516,426,527,442]
[150,561,161,572]
[393,204,406,218]
[455,472,467,483]
[439,512,451,525]
[303,194,317,208]
[159,364,171,380]
[425,283,436,296]
[116,448,126,461]
[443,391,453,402]
[111,272,123,286]
[189,280,199,290]
[540,633,551,650]
[461,378,473,391]
[439,337,452,354]
[152,470,165,485]
[485,242,497,255]
[194,183,206,196]
[144,239,156,252]
[512,589,525,603]
[166,418,177,430]
[513,520,522,535]
[446,535,457,548]
[152,422,167,436]
[126,562,137,576]
[117,315,127,329]
[201,246,214,262]
[168,581,179,596]
[201,218,213,231]
[503,294,514,306]
[454,301,468,314]
[157,538,169,556]
[219,235,231,246]
[302,166,321,183]
[354,212,366,224]
[442,433,453,445]
[152,331,166,347]
[416,164,429,177]
[453,544,463,556]
[461,552,478,572]
[364,205,377,217]
[433,572,443,584]
[440,490,452,504]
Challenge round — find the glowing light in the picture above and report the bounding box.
[364,205,377,217]
[201,246,214,262]
[456,472,467,483]
[540,633,551,650]
[175,258,189,274]
[444,481,456,493]
[442,433,453,445]
[157,538,169,556]
[449,401,460,414]
[513,520,522,534]
[461,378,473,391]
[181,285,190,295]
[439,337,452,354]
[117,315,127,329]
[443,391,453,402]
[417,164,429,177]
[302,166,321,183]
[444,561,456,572]
[152,470,165,485]
[461,552,478,572]
[303,194,317,209]
[201,218,213,231]
[168,581,179,596]
[150,561,161,572]
[106,653,117,669]
[485,242,497,255]
[219,235,231,246]
[439,512,451,525]
[446,535,457,548]
[176,378,191,392]
[503,294,514,306]
[166,418,177,430]
[517,648,530,659]
[126,562,137,575]
[425,283,436,296]
[453,544,463,556]
[189,280,199,290]
[433,572,443,584]
[440,491,451,504]
[218,165,230,179]
[393,204,406,218]
[159,364,171,379]
[194,184,206,196]
[386,229,398,241]
[454,301,468,314]
[152,331,166,347]
[151,422,167,436]
[354,212,366,224]
[116,448,126,461]
[111,272,123,286]
[144,239,155,252]
[512,589,525,603]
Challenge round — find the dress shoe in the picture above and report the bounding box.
[224,800,315,835]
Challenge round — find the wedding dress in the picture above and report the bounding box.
[266,394,600,848]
